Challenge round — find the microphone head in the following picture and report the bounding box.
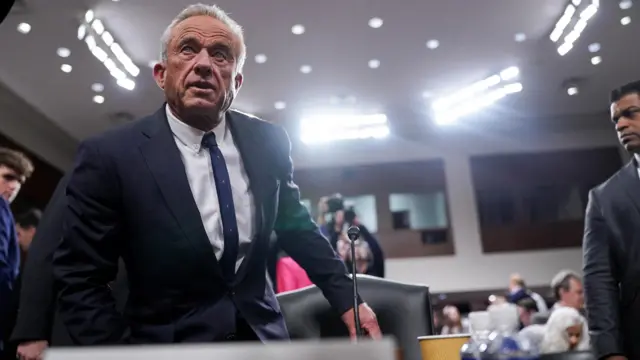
[347,226,361,241]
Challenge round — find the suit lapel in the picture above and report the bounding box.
[621,160,640,214]
[138,107,220,275]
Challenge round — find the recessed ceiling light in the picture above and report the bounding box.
[621,16,632,25]
[567,86,578,96]
[91,83,104,92]
[426,40,440,49]
[620,0,633,9]
[588,43,600,53]
[93,95,105,104]
[368,17,383,28]
[591,56,602,65]
[274,101,286,110]
[60,64,72,73]
[291,24,305,35]
[514,33,526,42]
[85,10,94,23]
[77,25,86,40]
[255,54,267,63]
[57,47,71,58]
[300,65,312,74]
[17,23,31,34]
[368,59,380,69]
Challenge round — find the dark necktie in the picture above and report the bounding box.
[201,132,239,282]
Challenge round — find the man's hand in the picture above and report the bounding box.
[605,356,627,360]
[17,340,48,360]
[341,303,382,340]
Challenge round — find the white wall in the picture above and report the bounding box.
[293,113,620,293]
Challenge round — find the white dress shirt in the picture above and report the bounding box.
[166,105,256,271]
[635,154,640,179]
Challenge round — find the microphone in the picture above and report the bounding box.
[347,225,363,339]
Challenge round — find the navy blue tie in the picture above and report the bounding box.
[201,132,239,282]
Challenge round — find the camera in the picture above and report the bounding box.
[326,194,356,224]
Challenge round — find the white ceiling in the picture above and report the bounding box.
[0,0,638,142]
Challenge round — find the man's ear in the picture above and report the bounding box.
[152,62,166,90]
[234,72,243,92]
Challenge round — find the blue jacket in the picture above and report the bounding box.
[0,197,19,345]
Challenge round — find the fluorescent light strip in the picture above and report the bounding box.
[78,10,139,90]
[300,113,390,144]
[434,83,523,125]
[552,0,599,56]
[431,66,519,113]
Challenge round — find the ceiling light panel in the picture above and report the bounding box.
[550,0,599,56]
[57,47,71,58]
[368,17,383,28]
[61,64,72,73]
[431,66,522,125]
[254,54,267,63]
[591,55,602,65]
[368,59,380,69]
[621,16,631,25]
[78,10,139,90]
[300,65,312,74]
[17,23,31,34]
[300,113,389,144]
[426,40,440,49]
[620,0,633,9]
[291,24,305,35]
[93,95,105,104]
[514,33,527,42]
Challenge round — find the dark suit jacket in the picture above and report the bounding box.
[53,107,356,345]
[0,198,19,348]
[583,160,640,359]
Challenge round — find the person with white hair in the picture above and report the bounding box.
[52,3,381,345]
[540,307,590,354]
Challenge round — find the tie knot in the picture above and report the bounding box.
[201,132,217,149]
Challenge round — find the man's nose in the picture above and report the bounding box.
[193,50,213,77]
[616,117,631,132]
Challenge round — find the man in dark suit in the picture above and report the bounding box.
[0,148,33,357]
[583,80,640,360]
[53,3,380,345]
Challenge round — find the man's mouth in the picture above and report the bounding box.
[189,81,215,90]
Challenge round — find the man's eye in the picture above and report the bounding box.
[213,51,227,60]
[181,46,195,53]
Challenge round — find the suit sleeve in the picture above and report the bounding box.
[53,140,129,345]
[582,190,623,359]
[11,175,69,343]
[271,127,361,315]
[0,199,16,332]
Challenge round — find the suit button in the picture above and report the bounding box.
[225,333,236,340]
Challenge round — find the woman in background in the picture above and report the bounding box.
[540,306,590,353]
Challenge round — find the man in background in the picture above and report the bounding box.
[583,80,640,360]
[0,148,33,357]
[2,209,40,360]
[550,270,584,312]
[507,273,548,313]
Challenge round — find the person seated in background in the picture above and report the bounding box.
[507,273,548,313]
[540,307,590,354]
[336,236,373,274]
[1,209,40,360]
[440,305,469,335]
[549,270,584,312]
[318,194,385,277]
[516,296,539,328]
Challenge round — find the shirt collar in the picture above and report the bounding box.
[165,104,227,152]
[634,153,640,168]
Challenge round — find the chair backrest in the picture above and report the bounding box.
[276,274,434,360]
[539,351,596,360]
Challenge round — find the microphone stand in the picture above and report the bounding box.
[347,225,363,339]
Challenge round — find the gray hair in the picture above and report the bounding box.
[550,270,581,301]
[160,3,247,72]
[540,307,590,353]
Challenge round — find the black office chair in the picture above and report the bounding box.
[539,351,596,360]
[276,275,434,360]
